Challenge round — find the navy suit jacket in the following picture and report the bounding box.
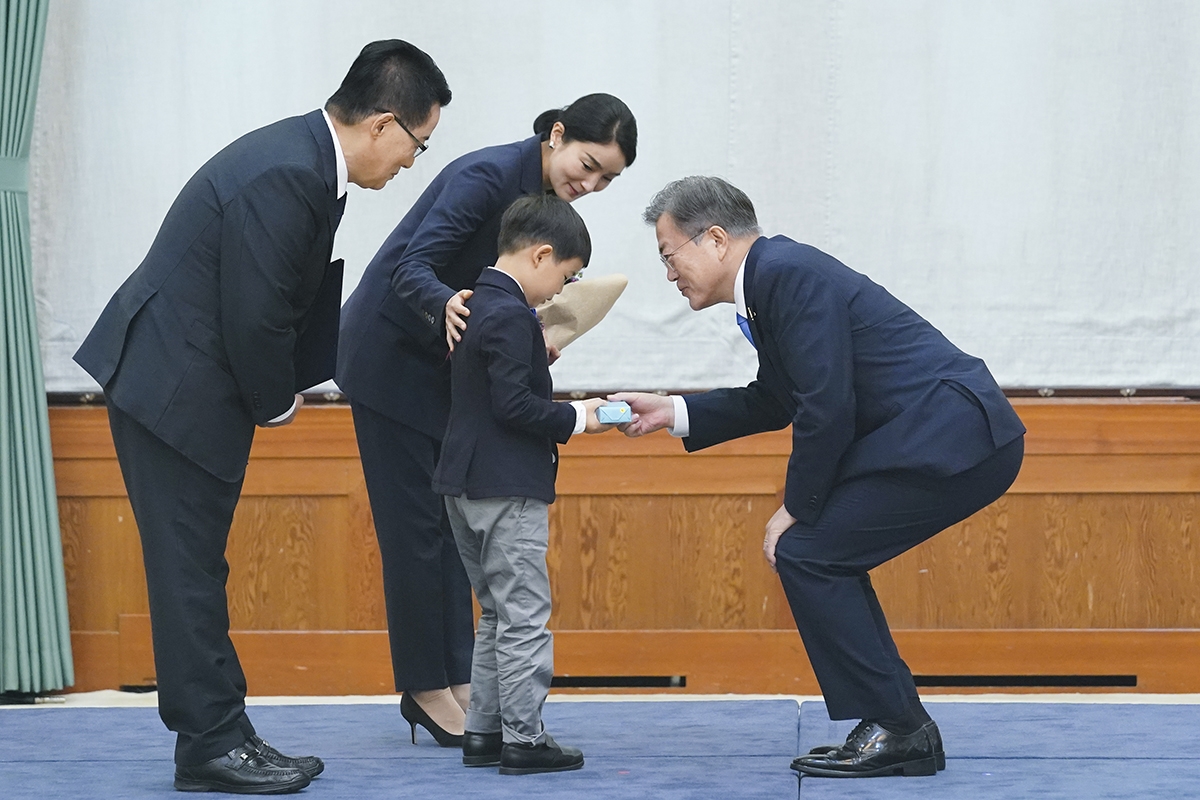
[74,110,343,482]
[431,269,576,504]
[684,236,1026,525]
[337,136,544,439]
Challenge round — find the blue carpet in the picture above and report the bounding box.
[0,700,799,799]
[6,699,1197,798]
[798,700,1200,799]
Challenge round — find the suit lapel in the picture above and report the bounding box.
[518,136,545,195]
[744,238,792,400]
[303,110,342,244]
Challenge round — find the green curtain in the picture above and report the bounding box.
[1,0,72,694]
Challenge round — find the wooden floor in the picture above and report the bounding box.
[50,399,1200,694]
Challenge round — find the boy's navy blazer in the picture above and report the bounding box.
[432,269,576,505]
[73,110,343,481]
[337,136,544,438]
[683,235,1026,526]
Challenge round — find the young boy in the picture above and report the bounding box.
[432,194,611,774]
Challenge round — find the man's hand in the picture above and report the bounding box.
[581,397,613,434]
[445,289,473,351]
[544,330,561,366]
[607,392,674,437]
[763,503,798,572]
[262,393,304,428]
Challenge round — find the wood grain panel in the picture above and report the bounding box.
[58,497,146,631]
[116,628,1200,696]
[548,495,791,630]
[48,401,1200,694]
[871,494,1200,629]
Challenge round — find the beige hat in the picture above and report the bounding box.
[536,274,628,350]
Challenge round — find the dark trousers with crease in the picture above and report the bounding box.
[107,403,256,766]
[350,400,475,692]
[775,436,1024,722]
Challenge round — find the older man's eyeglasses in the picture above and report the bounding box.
[376,108,428,158]
[659,229,707,269]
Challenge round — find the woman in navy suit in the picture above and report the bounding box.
[337,94,637,745]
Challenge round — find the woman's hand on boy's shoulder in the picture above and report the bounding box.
[444,289,473,352]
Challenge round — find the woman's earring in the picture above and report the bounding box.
[548,139,555,149]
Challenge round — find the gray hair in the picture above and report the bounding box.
[642,176,762,238]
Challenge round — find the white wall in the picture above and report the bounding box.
[30,0,1200,392]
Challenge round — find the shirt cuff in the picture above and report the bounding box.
[570,400,587,435]
[668,395,690,437]
[267,398,297,425]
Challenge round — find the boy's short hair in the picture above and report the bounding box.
[497,194,591,268]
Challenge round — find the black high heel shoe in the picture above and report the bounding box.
[400,692,464,748]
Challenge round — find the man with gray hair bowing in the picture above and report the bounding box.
[611,176,1025,779]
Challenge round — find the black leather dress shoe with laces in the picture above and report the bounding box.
[806,725,945,766]
[462,731,503,767]
[791,720,944,778]
[173,741,310,794]
[250,735,325,778]
[499,734,584,775]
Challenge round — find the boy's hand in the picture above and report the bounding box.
[445,289,473,352]
[582,397,614,433]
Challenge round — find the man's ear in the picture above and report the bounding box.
[532,243,555,267]
[709,225,731,258]
[369,112,391,139]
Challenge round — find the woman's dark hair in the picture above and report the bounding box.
[533,93,637,167]
[326,39,451,127]
[498,194,592,268]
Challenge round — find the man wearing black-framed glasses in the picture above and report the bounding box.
[376,108,429,158]
[74,40,450,795]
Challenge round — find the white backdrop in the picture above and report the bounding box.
[29,0,1200,393]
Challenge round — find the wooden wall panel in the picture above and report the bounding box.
[48,400,1200,694]
[548,495,792,630]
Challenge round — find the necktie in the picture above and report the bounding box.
[736,312,756,349]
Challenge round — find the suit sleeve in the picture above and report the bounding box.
[768,263,856,523]
[681,374,793,450]
[478,308,576,443]
[390,159,512,354]
[219,163,326,423]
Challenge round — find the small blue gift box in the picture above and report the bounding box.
[596,401,632,424]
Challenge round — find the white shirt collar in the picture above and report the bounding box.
[734,253,749,318]
[486,265,526,299]
[321,109,348,198]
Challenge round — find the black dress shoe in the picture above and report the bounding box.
[250,735,325,778]
[174,741,310,794]
[499,734,584,775]
[807,743,841,756]
[462,731,503,767]
[400,692,464,748]
[791,720,943,778]
[807,736,945,769]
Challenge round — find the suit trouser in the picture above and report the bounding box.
[350,401,474,691]
[107,403,256,766]
[775,436,1024,722]
[445,495,553,745]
